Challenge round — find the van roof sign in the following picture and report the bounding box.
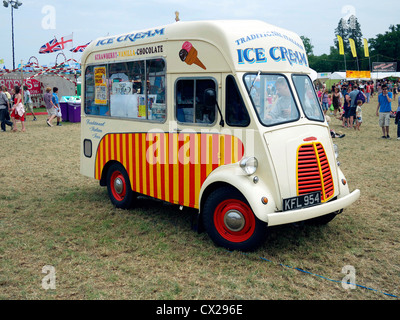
[95,28,166,47]
[84,20,310,73]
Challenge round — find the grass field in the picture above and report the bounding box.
[0,95,399,300]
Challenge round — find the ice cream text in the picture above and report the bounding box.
[237,47,308,67]
[96,28,165,46]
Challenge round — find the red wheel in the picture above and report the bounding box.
[110,170,127,201]
[213,199,256,243]
[106,163,135,209]
[203,186,267,251]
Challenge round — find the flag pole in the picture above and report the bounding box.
[71,32,74,64]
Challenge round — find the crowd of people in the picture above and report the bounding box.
[0,85,63,132]
[1,79,400,140]
[317,79,400,140]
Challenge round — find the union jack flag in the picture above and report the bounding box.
[70,42,91,53]
[39,38,62,54]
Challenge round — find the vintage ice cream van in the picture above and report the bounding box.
[80,20,360,251]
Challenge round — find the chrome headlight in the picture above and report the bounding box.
[333,144,340,166]
[333,144,339,159]
[240,156,258,175]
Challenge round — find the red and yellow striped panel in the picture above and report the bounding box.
[95,133,244,208]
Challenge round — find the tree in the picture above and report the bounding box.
[346,15,363,50]
[369,24,400,69]
[300,36,314,56]
[334,18,350,52]
[306,22,400,73]
[334,15,363,51]
[333,15,364,70]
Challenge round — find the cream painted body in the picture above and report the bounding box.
[81,20,360,227]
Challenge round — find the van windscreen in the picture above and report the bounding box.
[292,75,324,122]
[244,74,300,126]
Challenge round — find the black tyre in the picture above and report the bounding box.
[106,163,136,209]
[202,186,267,251]
[306,212,338,225]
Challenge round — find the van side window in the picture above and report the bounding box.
[84,58,166,121]
[84,65,110,116]
[226,75,250,127]
[109,60,145,119]
[176,79,216,124]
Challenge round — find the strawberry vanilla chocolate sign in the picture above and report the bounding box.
[179,41,206,70]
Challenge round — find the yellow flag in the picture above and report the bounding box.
[337,35,344,55]
[349,38,357,58]
[363,38,369,57]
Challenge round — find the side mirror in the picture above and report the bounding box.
[203,88,224,127]
[204,88,216,107]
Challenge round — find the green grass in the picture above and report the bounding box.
[0,95,399,300]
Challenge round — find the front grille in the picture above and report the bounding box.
[297,142,334,202]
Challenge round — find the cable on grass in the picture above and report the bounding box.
[227,250,398,299]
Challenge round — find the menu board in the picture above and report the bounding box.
[94,67,107,105]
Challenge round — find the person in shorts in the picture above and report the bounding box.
[355,100,363,131]
[320,89,329,115]
[376,84,393,139]
[44,87,57,127]
[52,87,62,126]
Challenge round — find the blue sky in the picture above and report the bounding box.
[0,0,399,68]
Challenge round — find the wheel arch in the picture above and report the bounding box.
[198,165,275,224]
[199,181,242,214]
[99,160,121,186]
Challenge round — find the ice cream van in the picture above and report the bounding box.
[80,20,360,251]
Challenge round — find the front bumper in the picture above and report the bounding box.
[266,189,360,226]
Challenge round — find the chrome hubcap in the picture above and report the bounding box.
[224,210,245,232]
[114,177,124,194]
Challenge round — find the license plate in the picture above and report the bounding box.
[283,192,321,211]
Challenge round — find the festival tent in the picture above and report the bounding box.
[329,72,346,80]
[371,72,400,80]
[318,72,346,89]
[309,68,318,81]
[316,72,331,80]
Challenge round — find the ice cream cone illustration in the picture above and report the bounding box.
[179,41,206,70]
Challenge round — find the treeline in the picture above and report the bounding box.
[302,20,400,73]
